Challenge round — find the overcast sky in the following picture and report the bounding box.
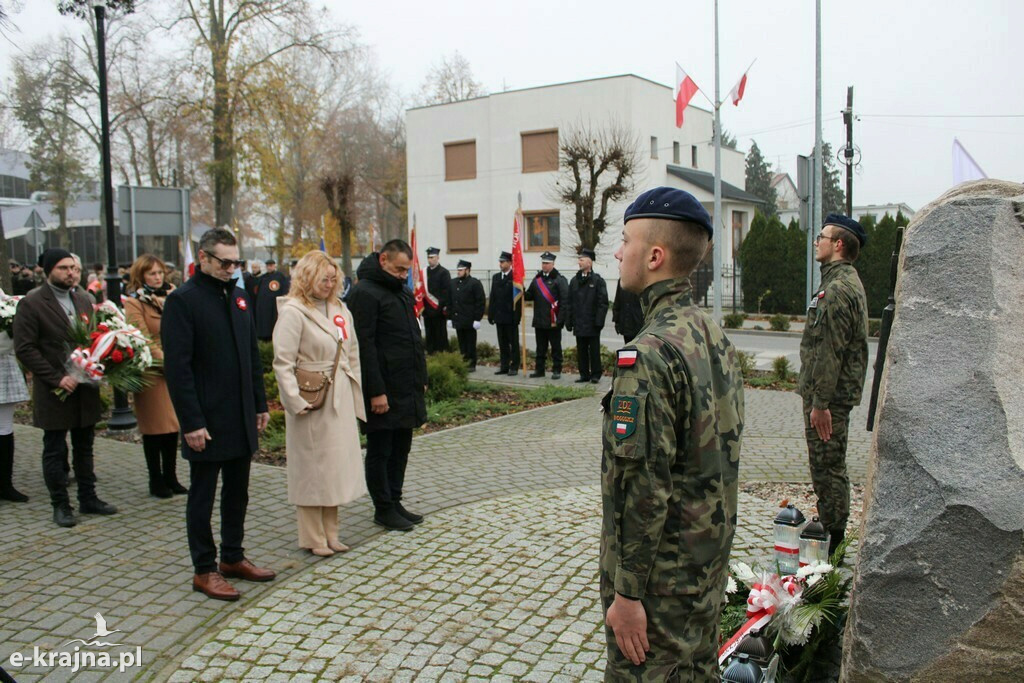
[3,0,1021,212]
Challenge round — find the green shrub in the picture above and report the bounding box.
[261,409,287,451]
[600,345,616,371]
[868,319,881,337]
[735,350,757,378]
[723,313,746,329]
[431,350,469,383]
[263,371,279,402]
[769,314,791,332]
[772,356,793,381]
[258,340,275,372]
[427,355,467,402]
[476,341,499,363]
[562,346,578,367]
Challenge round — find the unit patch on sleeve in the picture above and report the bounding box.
[611,395,639,439]
[617,347,639,368]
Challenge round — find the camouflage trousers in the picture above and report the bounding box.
[803,400,852,532]
[600,575,722,682]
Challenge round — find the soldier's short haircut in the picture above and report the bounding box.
[645,218,711,277]
[832,226,860,261]
[381,239,413,259]
[198,228,237,252]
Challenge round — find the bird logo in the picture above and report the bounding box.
[63,613,124,647]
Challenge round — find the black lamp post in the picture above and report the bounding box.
[93,0,136,430]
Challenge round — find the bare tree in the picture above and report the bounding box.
[416,51,486,105]
[552,121,641,251]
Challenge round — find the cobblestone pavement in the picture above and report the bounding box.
[0,387,871,682]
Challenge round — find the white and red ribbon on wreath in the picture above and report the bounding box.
[68,308,149,382]
[718,572,803,665]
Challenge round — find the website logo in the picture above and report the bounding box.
[7,613,142,675]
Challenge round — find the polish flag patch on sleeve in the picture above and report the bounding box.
[617,348,638,368]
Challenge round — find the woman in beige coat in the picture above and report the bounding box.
[124,254,185,498]
[272,251,367,556]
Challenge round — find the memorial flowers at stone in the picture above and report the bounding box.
[0,295,22,338]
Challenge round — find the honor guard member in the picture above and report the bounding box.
[601,187,744,680]
[798,213,869,558]
[524,251,568,378]
[566,248,609,383]
[422,247,452,353]
[488,251,522,376]
[612,282,644,344]
[254,259,290,341]
[449,260,485,371]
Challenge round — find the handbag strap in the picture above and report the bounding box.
[328,335,344,383]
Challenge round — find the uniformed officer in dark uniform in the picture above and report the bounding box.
[449,260,485,371]
[524,251,568,378]
[253,259,289,341]
[488,251,522,375]
[601,187,744,680]
[612,282,644,344]
[422,246,452,354]
[566,248,609,383]
[798,213,869,558]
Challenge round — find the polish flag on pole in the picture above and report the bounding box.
[952,138,987,184]
[183,238,195,279]
[728,71,748,106]
[675,64,700,129]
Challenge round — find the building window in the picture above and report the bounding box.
[691,145,698,168]
[673,142,680,165]
[446,215,478,253]
[650,136,658,159]
[525,211,560,250]
[444,140,476,181]
[732,211,747,260]
[521,129,559,173]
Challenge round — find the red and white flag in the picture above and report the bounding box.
[728,70,749,106]
[675,64,700,129]
[408,224,425,318]
[183,239,195,279]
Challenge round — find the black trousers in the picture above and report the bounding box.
[42,427,97,506]
[423,314,449,354]
[456,328,477,365]
[496,323,520,371]
[186,456,251,574]
[535,327,563,372]
[364,428,413,512]
[576,335,602,380]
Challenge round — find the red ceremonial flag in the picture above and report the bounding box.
[728,71,748,106]
[511,209,526,303]
[408,226,426,317]
[675,64,699,128]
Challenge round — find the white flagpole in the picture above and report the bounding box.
[712,0,723,323]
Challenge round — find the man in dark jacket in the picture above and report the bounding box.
[524,251,568,379]
[253,259,289,341]
[348,240,428,532]
[612,282,645,343]
[487,251,522,376]
[422,247,451,354]
[566,248,609,383]
[448,260,485,371]
[163,228,274,602]
[13,248,117,528]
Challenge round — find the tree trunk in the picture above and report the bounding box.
[211,14,234,231]
[0,211,12,293]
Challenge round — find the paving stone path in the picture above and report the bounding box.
[0,387,870,682]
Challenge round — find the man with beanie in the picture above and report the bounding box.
[566,248,609,383]
[13,248,117,527]
[524,251,568,378]
[487,251,522,376]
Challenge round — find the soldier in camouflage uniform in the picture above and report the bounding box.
[798,213,869,558]
[601,187,744,681]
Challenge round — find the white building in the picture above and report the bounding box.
[771,172,800,225]
[405,75,762,287]
[852,203,915,222]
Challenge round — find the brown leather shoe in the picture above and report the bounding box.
[219,559,276,582]
[192,572,240,601]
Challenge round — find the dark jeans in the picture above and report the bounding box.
[456,328,477,365]
[364,428,413,512]
[424,315,449,354]
[576,335,602,379]
[186,456,251,574]
[42,427,97,506]
[535,327,563,372]
[496,323,520,371]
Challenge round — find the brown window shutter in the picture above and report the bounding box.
[446,215,479,252]
[445,141,476,181]
[521,130,559,173]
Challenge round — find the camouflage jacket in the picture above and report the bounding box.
[798,260,869,410]
[600,277,744,599]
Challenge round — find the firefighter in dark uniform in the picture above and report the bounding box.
[253,259,289,341]
[449,260,485,371]
[488,251,522,376]
[525,251,568,378]
[422,246,452,354]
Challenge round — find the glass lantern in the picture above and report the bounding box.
[773,503,806,575]
[799,516,830,567]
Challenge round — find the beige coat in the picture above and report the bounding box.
[124,292,180,436]
[272,297,367,506]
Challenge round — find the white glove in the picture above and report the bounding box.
[447,319,454,329]
[472,320,481,330]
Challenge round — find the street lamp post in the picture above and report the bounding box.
[93,0,136,430]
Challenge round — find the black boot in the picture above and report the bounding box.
[161,439,187,495]
[529,370,545,378]
[53,503,77,528]
[373,507,414,531]
[0,433,29,503]
[143,437,172,499]
[395,502,424,525]
[828,528,846,561]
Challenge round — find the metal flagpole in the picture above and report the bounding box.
[813,0,824,293]
[712,0,723,323]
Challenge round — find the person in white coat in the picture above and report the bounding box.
[272,252,367,556]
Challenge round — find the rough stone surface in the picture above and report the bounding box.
[842,180,1024,682]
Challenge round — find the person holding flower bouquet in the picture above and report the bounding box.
[0,286,30,503]
[12,248,118,528]
[124,254,186,499]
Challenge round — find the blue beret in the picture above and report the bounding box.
[823,213,867,246]
[624,187,713,238]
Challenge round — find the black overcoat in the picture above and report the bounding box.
[449,275,485,330]
[13,284,102,430]
[162,271,267,462]
[612,282,645,340]
[253,271,289,339]
[423,264,451,319]
[524,269,569,329]
[487,271,522,325]
[566,270,609,337]
[347,254,428,434]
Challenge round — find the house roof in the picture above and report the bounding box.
[770,172,793,188]
[666,164,765,204]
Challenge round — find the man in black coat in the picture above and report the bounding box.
[163,229,274,602]
[347,240,428,532]
[253,259,289,341]
[612,281,645,343]
[242,260,262,301]
[487,251,522,376]
[524,251,569,379]
[13,248,117,527]
[422,246,451,354]
[448,260,485,371]
[566,248,609,384]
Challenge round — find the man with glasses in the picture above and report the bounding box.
[163,228,274,601]
[799,214,869,559]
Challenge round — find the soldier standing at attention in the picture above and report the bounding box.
[488,251,522,376]
[524,251,568,379]
[422,247,452,354]
[601,187,744,680]
[798,213,869,558]
[566,248,609,384]
[449,260,485,371]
